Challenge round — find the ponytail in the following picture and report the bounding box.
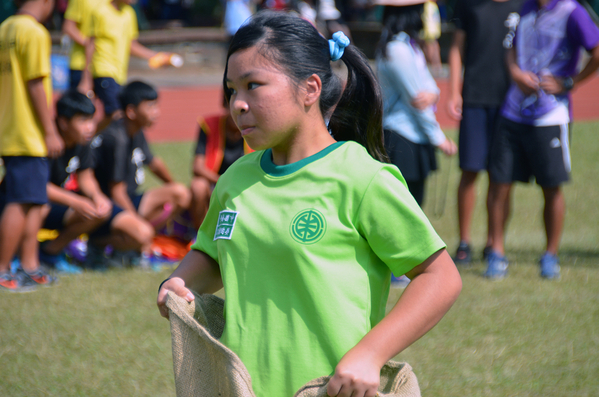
[329,45,388,163]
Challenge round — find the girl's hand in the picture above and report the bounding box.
[157,277,195,319]
[411,92,439,110]
[514,70,540,95]
[326,353,381,397]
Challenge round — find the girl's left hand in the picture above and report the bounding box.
[326,353,380,397]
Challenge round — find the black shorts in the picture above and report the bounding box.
[459,106,500,172]
[489,117,570,187]
[69,69,82,90]
[383,129,437,182]
[43,204,69,230]
[0,156,49,205]
[93,77,121,116]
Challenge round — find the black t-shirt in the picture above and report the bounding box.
[48,143,94,192]
[195,127,245,175]
[453,0,524,107]
[91,119,154,198]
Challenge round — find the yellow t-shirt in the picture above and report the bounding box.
[90,2,138,84]
[64,0,108,71]
[0,15,52,157]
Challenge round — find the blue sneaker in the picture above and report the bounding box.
[484,251,508,280]
[539,252,560,279]
[39,250,82,274]
[390,274,411,288]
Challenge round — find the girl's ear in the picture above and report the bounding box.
[303,74,322,107]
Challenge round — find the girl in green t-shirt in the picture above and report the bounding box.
[158,10,462,397]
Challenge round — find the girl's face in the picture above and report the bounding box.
[225,46,307,152]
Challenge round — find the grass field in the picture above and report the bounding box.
[1,121,598,396]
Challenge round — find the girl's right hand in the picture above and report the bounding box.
[157,277,195,319]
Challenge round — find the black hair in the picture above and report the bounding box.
[377,5,425,59]
[119,80,158,110]
[223,10,387,162]
[56,90,96,119]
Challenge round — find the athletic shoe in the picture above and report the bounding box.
[539,252,561,280]
[39,249,83,274]
[453,242,472,266]
[482,246,493,261]
[484,251,508,280]
[14,267,57,287]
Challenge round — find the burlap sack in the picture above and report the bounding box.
[165,291,421,397]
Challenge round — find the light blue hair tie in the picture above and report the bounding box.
[328,31,350,61]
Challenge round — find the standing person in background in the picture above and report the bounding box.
[0,0,64,292]
[158,11,461,396]
[447,0,523,266]
[61,0,106,91]
[81,0,177,132]
[376,4,456,207]
[486,0,599,279]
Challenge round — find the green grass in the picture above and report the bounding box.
[1,121,598,396]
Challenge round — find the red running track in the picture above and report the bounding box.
[145,77,599,143]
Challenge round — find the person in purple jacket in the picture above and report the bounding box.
[485,0,599,280]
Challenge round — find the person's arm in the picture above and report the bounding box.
[157,249,223,318]
[326,249,462,396]
[109,181,137,214]
[77,169,112,217]
[130,40,157,60]
[77,37,95,96]
[148,157,174,184]
[447,29,465,120]
[27,78,64,158]
[507,47,539,95]
[47,183,98,219]
[540,44,599,94]
[62,18,87,47]
[192,154,220,184]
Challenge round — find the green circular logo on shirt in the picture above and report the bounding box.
[290,209,326,244]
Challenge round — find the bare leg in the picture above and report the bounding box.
[457,170,479,244]
[20,204,44,272]
[138,183,191,230]
[42,209,108,255]
[0,203,29,273]
[542,186,565,255]
[486,181,511,248]
[489,183,512,256]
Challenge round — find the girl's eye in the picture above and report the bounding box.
[248,82,259,90]
[226,87,236,96]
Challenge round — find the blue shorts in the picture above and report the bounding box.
[69,69,82,90]
[93,77,121,116]
[43,204,69,230]
[458,106,500,172]
[0,156,49,206]
[130,193,144,211]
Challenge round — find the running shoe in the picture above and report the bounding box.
[39,249,83,274]
[482,246,493,261]
[15,267,57,287]
[539,252,561,280]
[453,241,472,266]
[0,271,21,292]
[484,251,508,280]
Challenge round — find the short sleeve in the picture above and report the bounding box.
[452,0,467,31]
[195,127,208,155]
[356,165,446,276]
[567,5,599,52]
[64,0,83,23]
[190,183,224,261]
[19,27,50,82]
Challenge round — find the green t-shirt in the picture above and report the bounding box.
[192,141,446,396]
